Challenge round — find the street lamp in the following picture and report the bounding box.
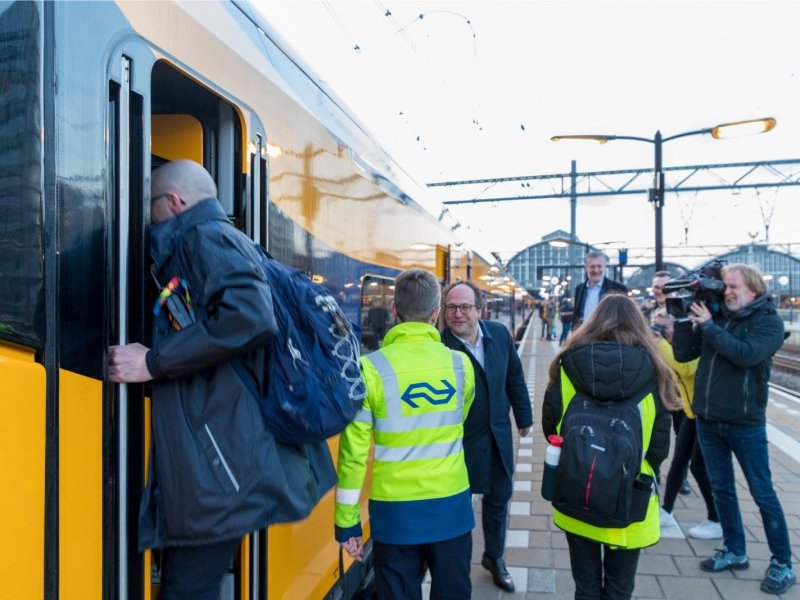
[551,117,776,271]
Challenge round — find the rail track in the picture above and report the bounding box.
[773,351,800,376]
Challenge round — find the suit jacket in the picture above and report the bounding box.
[573,277,628,327]
[441,320,533,493]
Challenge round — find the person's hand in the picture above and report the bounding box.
[341,536,364,561]
[108,343,153,383]
[519,427,531,437]
[652,315,673,343]
[688,302,712,326]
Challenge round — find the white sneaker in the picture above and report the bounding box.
[688,519,723,539]
[660,508,677,528]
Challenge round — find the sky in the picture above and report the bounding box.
[253,0,800,269]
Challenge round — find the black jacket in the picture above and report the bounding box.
[672,294,784,425]
[573,278,628,327]
[542,342,671,471]
[139,199,335,549]
[442,320,532,492]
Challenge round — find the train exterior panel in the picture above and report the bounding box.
[0,1,527,598]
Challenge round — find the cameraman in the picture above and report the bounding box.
[672,263,795,594]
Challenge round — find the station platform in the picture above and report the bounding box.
[457,316,800,599]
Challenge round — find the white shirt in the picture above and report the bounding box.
[455,325,485,369]
[583,277,604,322]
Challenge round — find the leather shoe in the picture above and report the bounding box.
[481,555,515,592]
[679,478,692,495]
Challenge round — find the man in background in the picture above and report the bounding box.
[559,293,574,345]
[442,280,533,593]
[573,250,627,328]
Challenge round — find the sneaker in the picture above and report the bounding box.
[660,508,677,528]
[688,520,723,540]
[679,478,692,495]
[760,559,796,594]
[700,548,749,572]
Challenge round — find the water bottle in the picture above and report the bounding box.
[541,434,563,501]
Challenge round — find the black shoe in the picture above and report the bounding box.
[679,478,692,495]
[481,555,515,592]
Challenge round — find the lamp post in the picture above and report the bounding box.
[551,117,776,271]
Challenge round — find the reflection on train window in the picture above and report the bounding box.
[360,275,395,352]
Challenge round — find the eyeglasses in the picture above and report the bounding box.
[444,303,476,315]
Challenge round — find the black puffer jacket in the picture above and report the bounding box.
[542,342,671,471]
[139,199,335,550]
[672,294,784,425]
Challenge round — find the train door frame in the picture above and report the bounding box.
[106,38,152,600]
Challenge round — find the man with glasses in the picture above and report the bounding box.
[441,281,532,592]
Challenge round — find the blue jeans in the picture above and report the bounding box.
[696,418,792,565]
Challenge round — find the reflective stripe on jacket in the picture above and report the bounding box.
[334,321,476,545]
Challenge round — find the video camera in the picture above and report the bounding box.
[662,261,726,319]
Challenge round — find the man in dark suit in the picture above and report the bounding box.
[572,250,628,328]
[441,281,533,593]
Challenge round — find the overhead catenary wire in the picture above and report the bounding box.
[322,0,362,52]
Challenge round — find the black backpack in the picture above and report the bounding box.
[166,226,366,444]
[232,245,367,444]
[553,386,654,528]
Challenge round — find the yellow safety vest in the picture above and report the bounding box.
[553,367,661,549]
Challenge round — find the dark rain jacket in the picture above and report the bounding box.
[139,199,335,550]
[542,342,671,474]
[442,320,532,492]
[672,293,784,425]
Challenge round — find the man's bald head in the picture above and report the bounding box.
[151,159,217,207]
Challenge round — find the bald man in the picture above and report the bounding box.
[108,160,283,599]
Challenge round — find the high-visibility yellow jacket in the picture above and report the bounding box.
[657,338,698,419]
[334,321,476,545]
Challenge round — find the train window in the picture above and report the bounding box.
[150,61,244,219]
[360,275,395,352]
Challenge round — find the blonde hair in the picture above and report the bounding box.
[722,263,767,296]
[548,294,680,410]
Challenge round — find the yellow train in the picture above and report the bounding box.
[0,1,527,598]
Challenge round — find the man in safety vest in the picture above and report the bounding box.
[334,268,476,599]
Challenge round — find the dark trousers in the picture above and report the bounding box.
[654,409,687,482]
[560,321,573,344]
[373,532,472,600]
[566,532,640,600]
[662,417,717,521]
[482,442,513,560]
[159,538,240,600]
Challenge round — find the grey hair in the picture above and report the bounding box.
[393,269,442,322]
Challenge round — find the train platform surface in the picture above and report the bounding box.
[440,317,800,599]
